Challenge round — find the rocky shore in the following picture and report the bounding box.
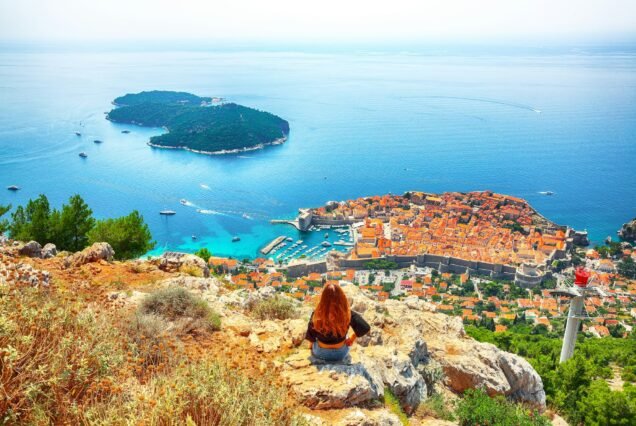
[619,218,636,242]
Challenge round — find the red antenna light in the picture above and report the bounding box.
[574,267,590,288]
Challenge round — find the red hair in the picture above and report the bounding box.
[313,283,350,337]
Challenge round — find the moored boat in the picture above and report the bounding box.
[75,132,82,136]
[232,236,241,242]
[7,185,20,191]
[79,152,88,158]
[160,210,176,215]
[93,139,103,144]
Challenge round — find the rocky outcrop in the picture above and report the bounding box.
[18,241,42,258]
[155,252,210,278]
[41,243,57,259]
[281,350,384,409]
[618,218,636,242]
[64,242,114,267]
[339,284,546,410]
[16,241,57,259]
[302,408,403,426]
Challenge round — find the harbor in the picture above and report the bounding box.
[264,223,356,264]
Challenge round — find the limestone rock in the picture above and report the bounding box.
[361,346,427,414]
[439,340,546,409]
[337,408,403,426]
[18,241,42,258]
[281,349,384,409]
[41,243,57,259]
[158,275,220,295]
[243,285,278,308]
[156,252,210,278]
[247,318,307,352]
[64,242,114,267]
[342,283,546,410]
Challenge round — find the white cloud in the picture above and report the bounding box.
[1,0,635,44]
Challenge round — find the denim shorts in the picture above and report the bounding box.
[311,341,350,362]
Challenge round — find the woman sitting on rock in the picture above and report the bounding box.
[305,283,370,362]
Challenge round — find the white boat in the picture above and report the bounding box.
[180,199,188,205]
[79,152,88,158]
[7,185,20,191]
[160,210,176,215]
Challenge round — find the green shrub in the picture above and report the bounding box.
[194,247,212,262]
[248,295,298,320]
[416,393,455,421]
[140,287,221,332]
[456,389,550,426]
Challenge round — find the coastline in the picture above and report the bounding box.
[146,136,287,155]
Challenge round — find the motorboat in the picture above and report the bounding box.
[160,210,176,215]
[232,236,241,242]
[121,130,131,134]
[7,185,20,191]
[79,152,88,158]
[75,132,82,136]
[93,139,103,144]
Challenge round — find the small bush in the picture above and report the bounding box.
[456,388,550,426]
[140,287,221,332]
[126,313,180,370]
[248,295,298,320]
[194,247,212,262]
[416,393,455,421]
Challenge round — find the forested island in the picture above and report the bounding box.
[107,91,289,154]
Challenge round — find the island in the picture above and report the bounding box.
[106,90,289,154]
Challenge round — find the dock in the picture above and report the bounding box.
[261,235,287,255]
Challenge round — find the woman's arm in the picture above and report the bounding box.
[305,312,316,349]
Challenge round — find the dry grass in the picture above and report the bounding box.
[140,287,221,333]
[180,264,203,277]
[0,285,304,425]
[248,295,298,321]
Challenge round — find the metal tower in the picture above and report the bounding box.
[551,267,604,363]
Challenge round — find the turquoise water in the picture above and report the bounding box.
[0,49,635,259]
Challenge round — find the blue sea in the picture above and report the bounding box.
[1,47,635,259]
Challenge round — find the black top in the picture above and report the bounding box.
[305,310,371,344]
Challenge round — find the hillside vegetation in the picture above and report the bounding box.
[466,325,636,425]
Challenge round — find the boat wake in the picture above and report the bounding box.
[196,208,226,216]
[404,95,541,114]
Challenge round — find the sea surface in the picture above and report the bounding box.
[0,48,635,259]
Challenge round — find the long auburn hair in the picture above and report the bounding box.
[313,283,351,337]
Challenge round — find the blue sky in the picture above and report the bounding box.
[1,0,635,45]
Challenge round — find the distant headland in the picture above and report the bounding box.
[106,90,289,155]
